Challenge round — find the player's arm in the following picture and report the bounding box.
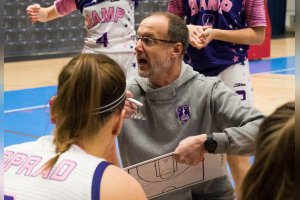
[214,0,266,45]
[26,4,60,23]
[203,26,266,46]
[101,165,147,200]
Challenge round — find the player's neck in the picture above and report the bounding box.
[75,129,114,159]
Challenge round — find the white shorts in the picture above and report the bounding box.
[217,60,253,106]
[81,49,138,81]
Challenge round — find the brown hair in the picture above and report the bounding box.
[44,53,126,170]
[148,12,189,55]
[241,101,295,200]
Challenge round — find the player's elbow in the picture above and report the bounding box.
[254,34,265,45]
[251,27,266,45]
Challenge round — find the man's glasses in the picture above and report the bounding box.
[132,35,177,46]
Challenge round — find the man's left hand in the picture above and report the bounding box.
[174,135,208,165]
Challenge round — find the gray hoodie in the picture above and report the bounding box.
[118,62,265,199]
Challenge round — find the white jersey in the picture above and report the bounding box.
[4,136,110,200]
[54,0,138,79]
[55,0,137,54]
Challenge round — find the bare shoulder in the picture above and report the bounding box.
[100,164,147,200]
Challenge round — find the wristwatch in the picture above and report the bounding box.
[204,133,217,153]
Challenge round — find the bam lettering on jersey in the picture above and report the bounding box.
[189,0,233,15]
[86,7,125,29]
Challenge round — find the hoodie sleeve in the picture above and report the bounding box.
[210,80,265,155]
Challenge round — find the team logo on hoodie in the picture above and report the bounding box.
[176,105,191,125]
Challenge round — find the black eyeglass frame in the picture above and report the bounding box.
[132,35,177,45]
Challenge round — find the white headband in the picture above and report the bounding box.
[93,91,126,114]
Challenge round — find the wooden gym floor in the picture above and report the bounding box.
[4,37,295,146]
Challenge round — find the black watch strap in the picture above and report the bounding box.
[204,133,217,153]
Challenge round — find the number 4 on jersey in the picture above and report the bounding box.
[96,32,108,47]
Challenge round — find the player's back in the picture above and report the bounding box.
[4,135,107,200]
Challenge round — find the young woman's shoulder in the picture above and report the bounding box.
[100,164,147,200]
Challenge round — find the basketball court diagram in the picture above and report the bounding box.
[125,152,227,199]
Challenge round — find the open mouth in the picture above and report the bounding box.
[138,58,148,66]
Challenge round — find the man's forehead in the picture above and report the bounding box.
[137,15,168,35]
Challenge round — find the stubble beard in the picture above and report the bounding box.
[138,55,172,80]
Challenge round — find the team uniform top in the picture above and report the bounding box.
[168,0,267,76]
[54,0,138,53]
[4,135,110,200]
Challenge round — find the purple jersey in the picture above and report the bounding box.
[168,0,266,76]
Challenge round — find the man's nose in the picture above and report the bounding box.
[135,39,143,52]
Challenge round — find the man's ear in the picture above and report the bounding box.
[171,43,183,58]
[49,96,57,124]
[112,109,126,136]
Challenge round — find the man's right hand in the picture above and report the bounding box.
[124,90,138,118]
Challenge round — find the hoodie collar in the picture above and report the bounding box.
[134,62,199,101]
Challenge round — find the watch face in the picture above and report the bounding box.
[205,139,217,153]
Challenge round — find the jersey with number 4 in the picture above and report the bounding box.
[4,136,110,200]
[55,0,137,53]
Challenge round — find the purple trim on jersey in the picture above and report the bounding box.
[134,0,139,7]
[91,161,110,200]
[168,0,266,76]
[4,195,14,200]
[76,0,106,13]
